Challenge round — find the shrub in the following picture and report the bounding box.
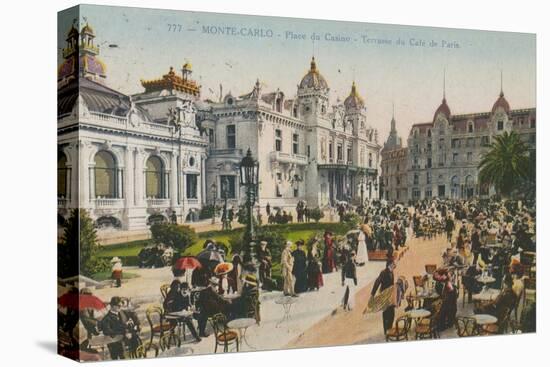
[308,207,324,222]
[199,204,221,220]
[150,223,198,251]
[341,212,361,228]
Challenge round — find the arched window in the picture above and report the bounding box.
[451,175,460,199]
[94,151,117,198]
[58,152,68,198]
[275,97,283,112]
[146,156,164,198]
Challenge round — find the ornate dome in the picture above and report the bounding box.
[80,54,106,78]
[299,57,329,90]
[344,81,364,110]
[491,91,510,115]
[81,23,95,35]
[433,97,451,122]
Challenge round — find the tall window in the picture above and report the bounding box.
[426,171,432,184]
[347,147,353,163]
[94,151,117,198]
[427,158,432,168]
[208,128,215,144]
[275,129,282,152]
[226,125,236,149]
[329,143,333,160]
[145,156,164,198]
[413,173,419,185]
[275,97,283,112]
[58,152,68,198]
[186,174,198,199]
[467,152,473,162]
[220,175,236,199]
[452,153,459,163]
[337,145,343,161]
[368,152,372,167]
[292,133,299,154]
[468,122,474,133]
[497,120,504,130]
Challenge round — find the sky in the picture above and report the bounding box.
[58,4,536,143]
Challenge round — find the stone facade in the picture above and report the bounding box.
[57,24,381,232]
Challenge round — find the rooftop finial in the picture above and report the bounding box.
[443,68,446,100]
[500,70,504,97]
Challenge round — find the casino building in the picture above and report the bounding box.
[57,23,209,232]
[200,57,381,212]
[57,23,381,233]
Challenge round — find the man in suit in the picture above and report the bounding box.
[371,258,396,334]
[194,278,231,337]
[100,297,128,360]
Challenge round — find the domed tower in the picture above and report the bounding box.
[490,74,512,133]
[296,57,330,124]
[58,25,79,85]
[343,81,367,135]
[78,23,107,82]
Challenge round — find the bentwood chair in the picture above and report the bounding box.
[415,313,439,340]
[210,313,239,353]
[455,316,478,337]
[145,305,177,347]
[386,316,411,342]
[160,284,170,300]
[126,341,159,359]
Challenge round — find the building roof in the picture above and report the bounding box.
[491,91,511,115]
[433,98,451,122]
[299,57,329,90]
[140,66,200,96]
[343,81,365,110]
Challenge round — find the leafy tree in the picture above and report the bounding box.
[150,223,198,251]
[479,131,530,198]
[58,209,109,278]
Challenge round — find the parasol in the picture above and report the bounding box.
[174,256,202,271]
[196,249,224,263]
[58,292,106,311]
[213,262,234,276]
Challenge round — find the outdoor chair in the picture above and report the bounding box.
[126,341,159,359]
[145,305,176,347]
[386,316,411,342]
[159,332,181,351]
[413,275,425,295]
[160,284,170,300]
[455,316,477,337]
[415,312,440,340]
[210,313,239,353]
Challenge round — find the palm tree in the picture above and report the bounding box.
[478,131,530,198]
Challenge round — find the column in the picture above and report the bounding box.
[170,152,178,207]
[200,155,206,205]
[135,148,146,206]
[89,167,95,199]
[124,147,135,207]
[117,168,123,199]
[79,142,91,208]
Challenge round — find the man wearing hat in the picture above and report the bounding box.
[194,277,232,337]
[257,241,272,287]
[292,240,308,294]
[371,258,396,334]
[100,297,128,360]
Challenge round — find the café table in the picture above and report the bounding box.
[406,308,431,329]
[89,334,123,360]
[223,293,240,301]
[227,318,257,350]
[275,296,298,328]
[472,313,498,333]
[472,288,500,302]
[476,275,496,293]
[165,310,195,340]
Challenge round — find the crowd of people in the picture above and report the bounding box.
[58,196,536,360]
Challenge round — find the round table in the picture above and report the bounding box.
[227,318,257,349]
[476,275,496,292]
[472,289,500,302]
[473,314,497,325]
[407,309,431,319]
[275,296,298,328]
[165,310,195,340]
[89,335,124,359]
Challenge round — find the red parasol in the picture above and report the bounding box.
[174,256,203,271]
[213,262,234,276]
[58,292,106,311]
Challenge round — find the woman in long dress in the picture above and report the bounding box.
[356,228,369,265]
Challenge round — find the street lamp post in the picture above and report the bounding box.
[239,148,259,267]
[210,182,217,224]
[221,176,230,230]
